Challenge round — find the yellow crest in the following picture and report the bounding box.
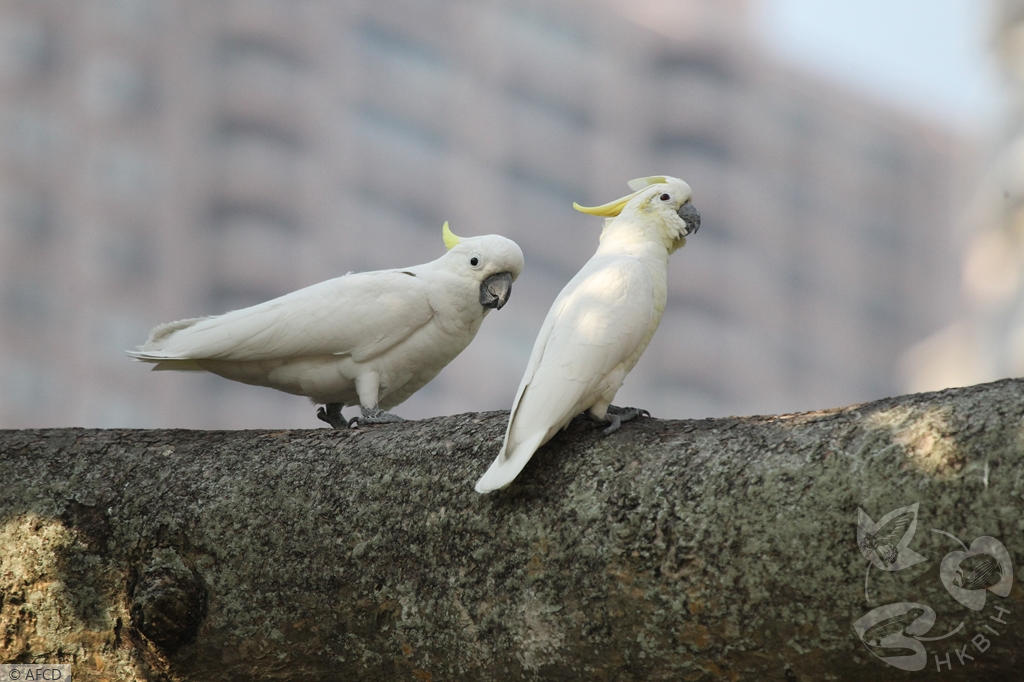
[572,176,674,217]
[626,176,669,191]
[572,189,646,218]
[442,221,461,250]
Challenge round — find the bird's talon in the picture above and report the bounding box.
[600,405,648,436]
[316,403,348,429]
[349,407,405,426]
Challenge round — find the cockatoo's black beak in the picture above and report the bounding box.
[678,202,701,236]
[480,272,514,310]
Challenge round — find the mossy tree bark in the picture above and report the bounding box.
[1,379,1023,680]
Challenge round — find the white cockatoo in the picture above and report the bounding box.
[128,223,524,427]
[474,176,700,493]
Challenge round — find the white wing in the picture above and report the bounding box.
[475,256,655,492]
[128,270,435,364]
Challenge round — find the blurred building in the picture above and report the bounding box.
[903,0,1022,392]
[0,0,974,428]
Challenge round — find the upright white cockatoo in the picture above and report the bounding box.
[474,176,700,493]
[128,223,524,427]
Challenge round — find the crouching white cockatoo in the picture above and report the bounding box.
[128,222,524,427]
[474,176,700,492]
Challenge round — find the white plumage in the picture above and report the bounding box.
[128,224,524,427]
[475,176,700,492]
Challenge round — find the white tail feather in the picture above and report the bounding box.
[124,349,204,371]
[125,316,208,365]
[474,431,547,493]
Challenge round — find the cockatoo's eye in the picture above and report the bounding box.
[470,256,480,267]
[660,193,670,201]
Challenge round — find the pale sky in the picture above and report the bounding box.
[755,0,1005,131]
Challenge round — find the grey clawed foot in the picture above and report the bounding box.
[348,406,405,428]
[316,403,350,429]
[601,405,650,436]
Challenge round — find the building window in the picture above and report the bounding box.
[8,190,56,244]
[0,17,58,80]
[652,131,732,163]
[354,19,447,71]
[5,108,61,165]
[207,198,301,234]
[505,82,591,130]
[503,163,583,208]
[501,6,590,51]
[100,226,153,281]
[4,282,53,324]
[784,179,814,217]
[83,55,156,118]
[215,33,308,74]
[655,50,733,84]
[215,116,305,156]
[102,0,159,30]
[861,216,906,252]
[355,105,446,153]
[863,137,910,174]
[92,145,155,200]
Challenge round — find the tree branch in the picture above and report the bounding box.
[2,379,1023,680]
